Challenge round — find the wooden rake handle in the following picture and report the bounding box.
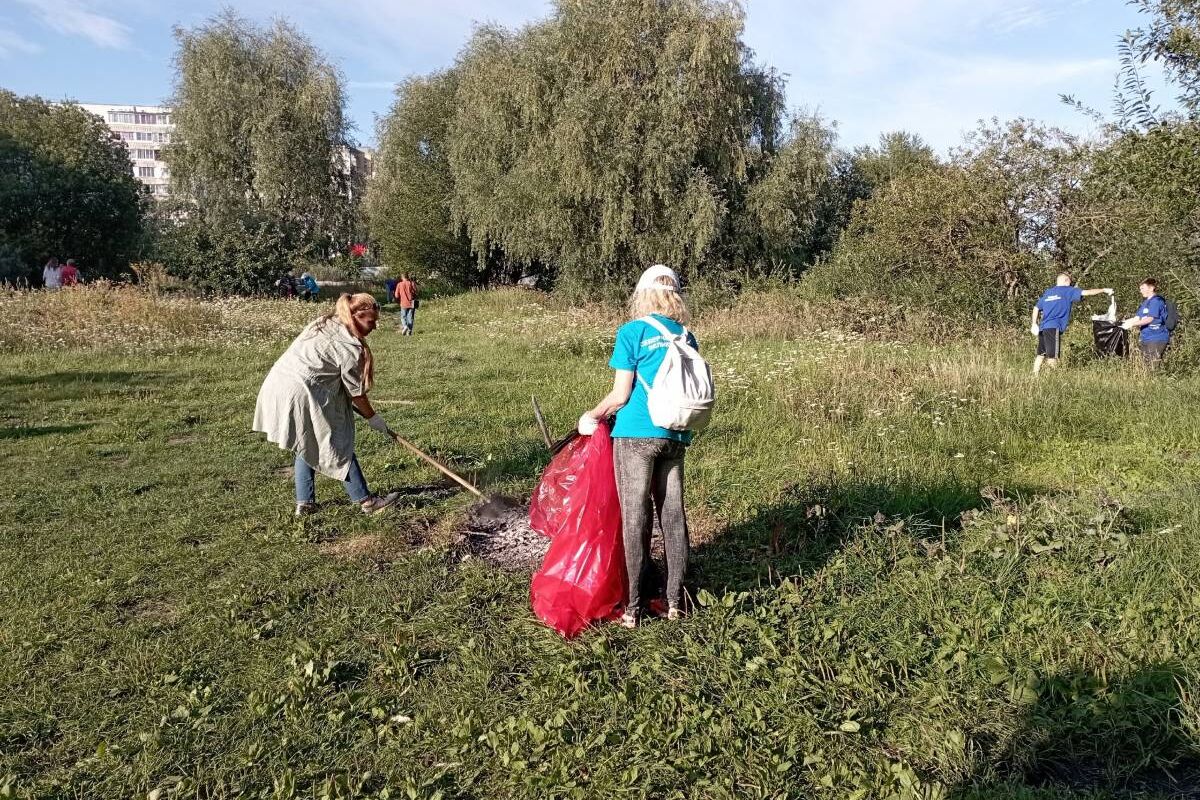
[388,432,484,498]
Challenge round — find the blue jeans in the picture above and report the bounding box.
[294,454,369,504]
[401,307,415,332]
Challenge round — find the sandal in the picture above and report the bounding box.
[619,609,639,629]
[666,605,682,621]
[294,502,318,517]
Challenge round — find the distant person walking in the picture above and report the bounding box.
[1031,272,1111,374]
[580,264,706,628]
[394,274,418,335]
[60,259,79,287]
[253,293,401,516]
[1122,278,1173,368]
[42,257,62,290]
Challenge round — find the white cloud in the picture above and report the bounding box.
[992,5,1055,34]
[16,0,131,49]
[0,27,41,57]
[823,53,1115,152]
[741,0,1125,151]
[941,56,1113,89]
[224,0,551,75]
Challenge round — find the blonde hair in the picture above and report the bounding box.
[628,276,690,323]
[324,292,378,392]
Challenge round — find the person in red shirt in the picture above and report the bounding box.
[60,259,79,287]
[393,274,418,335]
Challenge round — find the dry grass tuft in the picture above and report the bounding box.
[0,283,319,353]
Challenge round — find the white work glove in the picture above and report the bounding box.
[577,413,598,436]
[366,414,391,435]
[1120,317,1138,331]
[1030,323,1040,337]
[1103,288,1114,295]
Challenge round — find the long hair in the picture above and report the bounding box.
[628,276,691,324]
[323,292,378,392]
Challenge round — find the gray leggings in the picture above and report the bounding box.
[613,437,689,610]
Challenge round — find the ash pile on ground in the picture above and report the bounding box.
[455,503,550,571]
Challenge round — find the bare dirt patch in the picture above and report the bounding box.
[318,534,388,560]
[117,597,180,627]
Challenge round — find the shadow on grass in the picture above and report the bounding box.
[952,663,1200,798]
[0,371,164,404]
[691,477,1041,594]
[0,423,92,440]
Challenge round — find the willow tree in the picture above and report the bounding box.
[367,72,477,285]
[163,11,352,291]
[735,112,841,270]
[446,0,783,288]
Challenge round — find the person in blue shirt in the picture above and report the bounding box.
[298,272,320,301]
[1122,277,1171,368]
[1030,272,1111,374]
[580,264,697,628]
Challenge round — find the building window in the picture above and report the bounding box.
[138,166,155,178]
[119,131,136,140]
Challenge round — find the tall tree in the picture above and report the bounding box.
[445,0,783,289]
[809,121,1084,321]
[849,131,940,196]
[1124,0,1200,119]
[163,11,352,291]
[735,111,840,270]
[367,72,477,285]
[0,91,145,283]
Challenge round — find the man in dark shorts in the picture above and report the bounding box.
[1122,278,1172,368]
[1031,272,1111,375]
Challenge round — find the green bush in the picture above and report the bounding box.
[154,213,294,295]
[806,164,1036,325]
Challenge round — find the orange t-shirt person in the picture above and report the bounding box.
[393,275,418,335]
[393,277,417,308]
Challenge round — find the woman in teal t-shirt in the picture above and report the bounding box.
[580,264,697,628]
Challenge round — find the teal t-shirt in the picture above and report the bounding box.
[609,314,698,443]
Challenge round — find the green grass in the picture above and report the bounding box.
[1,287,1198,799]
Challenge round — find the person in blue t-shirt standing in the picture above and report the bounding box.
[579,264,697,628]
[1030,272,1112,374]
[1122,277,1171,368]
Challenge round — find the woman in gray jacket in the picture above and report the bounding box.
[254,293,400,516]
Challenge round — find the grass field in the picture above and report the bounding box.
[1,285,1198,799]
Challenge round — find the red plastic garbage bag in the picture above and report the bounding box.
[530,422,627,638]
[529,432,589,538]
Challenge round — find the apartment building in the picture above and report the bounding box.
[79,102,374,200]
[78,103,173,198]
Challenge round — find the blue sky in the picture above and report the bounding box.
[0,0,1164,152]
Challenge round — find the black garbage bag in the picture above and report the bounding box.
[1093,320,1128,358]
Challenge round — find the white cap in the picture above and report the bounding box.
[634,263,679,292]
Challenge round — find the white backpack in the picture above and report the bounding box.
[636,315,715,431]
